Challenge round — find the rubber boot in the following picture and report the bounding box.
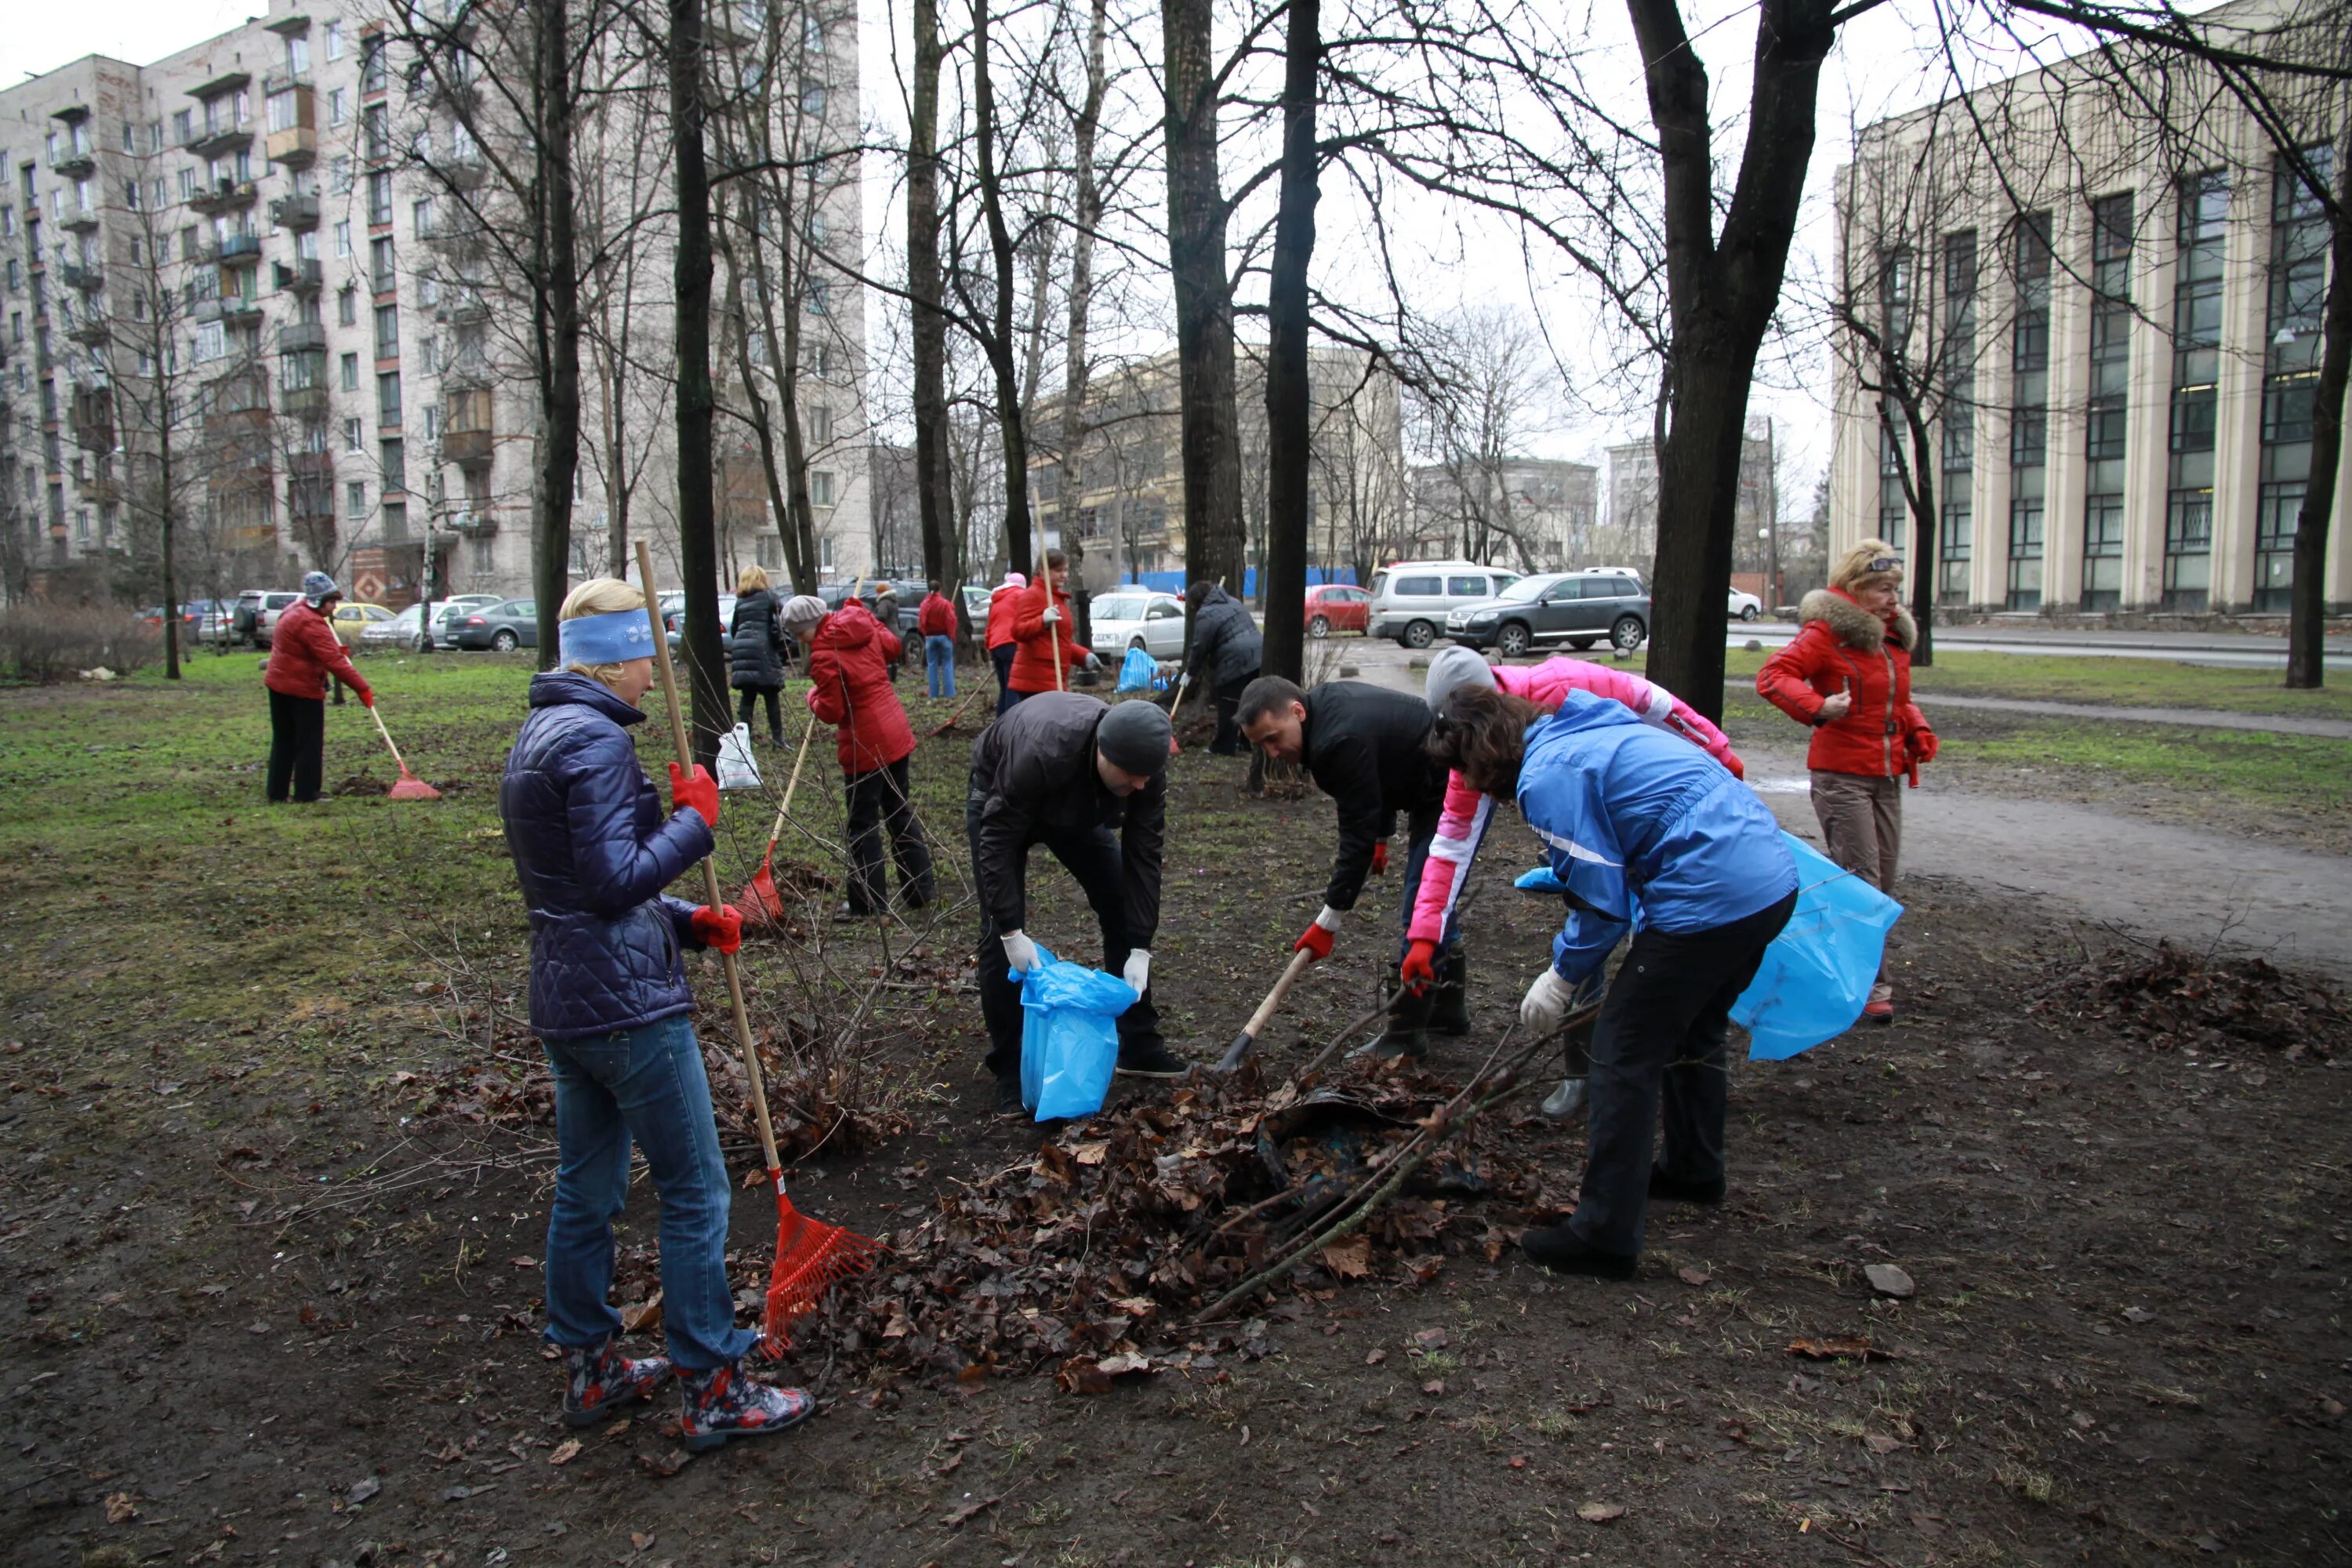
[1427,943,1470,1037]
[1354,966,1433,1060]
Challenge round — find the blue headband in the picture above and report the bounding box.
[559,608,657,665]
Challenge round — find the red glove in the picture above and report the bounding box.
[669,761,720,827]
[356,684,376,709]
[689,903,743,955]
[1722,750,1743,780]
[1370,840,1389,876]
[1400,938,1439,994]
[1909,724,1939,764]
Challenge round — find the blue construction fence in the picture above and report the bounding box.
[1111,566,1359,597]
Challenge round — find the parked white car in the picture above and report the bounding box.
[1727,587,1762,620]
[1087,590,1188,660]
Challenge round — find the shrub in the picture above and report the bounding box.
[0,606,165,683]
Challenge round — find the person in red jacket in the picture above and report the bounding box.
[263,572,374,804]
[804,593,935,916]
[1755,539,1937,1022]
[985,570,1025,716]
[1006,550,1098,704]
[916,582,960,699]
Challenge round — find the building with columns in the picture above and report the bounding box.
[1828,0,2345,617]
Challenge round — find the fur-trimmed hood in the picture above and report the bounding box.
[1798,586,1915,652]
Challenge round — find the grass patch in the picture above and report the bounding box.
[1720,645,2352,720]
[1940,720,2351,813]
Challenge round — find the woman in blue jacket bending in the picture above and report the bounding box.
[499,577,811,1449]
[1428,686,1798,1279]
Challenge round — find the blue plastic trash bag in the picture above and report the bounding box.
[1014,943,1139,1120]
[1733,833,1903,1061]
[1514,864,1566,895]
[1116,647,1159,693]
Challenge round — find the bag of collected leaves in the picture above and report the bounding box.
[1015,943,1138,1120]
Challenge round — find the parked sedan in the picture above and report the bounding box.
[1443,571,1651,657]
[332,602,396,644]
[362,604,426,649]
[445,598,541,652]
[1727,586,1762,620]
[1303,583,1370,637]
[1087,590,1188,661]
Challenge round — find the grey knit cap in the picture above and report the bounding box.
[1425,644,1499,717]
[780,594,827,633]
[1095,699,1174,777]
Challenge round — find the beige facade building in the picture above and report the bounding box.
[0,0,867,609]
[1605,433,1774,575]
[1410,457,1599,572]
[1828,0,2346,616]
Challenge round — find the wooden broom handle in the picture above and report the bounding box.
[636,542,782,1174]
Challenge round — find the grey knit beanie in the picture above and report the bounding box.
[1095,699,1174,777]
[1425,644,1499,717]
[781,594,827,634]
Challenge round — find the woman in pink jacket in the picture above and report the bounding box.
[1408,645,1743,1093]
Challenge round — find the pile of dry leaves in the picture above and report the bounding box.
[802,1060,1573,1392]
[2038,941,2351,1061]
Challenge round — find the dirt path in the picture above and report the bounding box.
[1918,692,2352,739]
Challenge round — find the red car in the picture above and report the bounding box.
[1303,583,1371,637]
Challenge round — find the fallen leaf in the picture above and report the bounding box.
[635,1449,691,1479]
[2318,1396,2347,1419]
[1864,1263,1915,1299]
[1677,1266,1711,1288]
[1096,1350,1152,1377]
[105,1492,136,1524]
[941,1494,1001,1528]
[1365,1348,1387,1366]
[1788,1336,1896,1363]
[1322,1235,1372,1279]
[507,1255,537,1269]
[1072,1141,1109,1166]
[345,1477,382,1507]
[549,1439,582,1466]
[1577,1501,1625,1523]
[604,1417,633,1437]
[619,1292,663,1334]
[1421,1378,1445,1396]
[2122,1306,2154,1325]
[1413,1327,1449,1352]
[1507,1454,1529,1469]
[630,1530,655,1550]
[1864,1432,1905,1454]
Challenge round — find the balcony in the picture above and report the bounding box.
[289,450,336,484]
[291,485,336,524]
[198,294,264,327]
[280,384,329,419]
[60,262,103,292]
[81,474,121,505]
[437,292,489,325]
[60,208,101,234]
[269,193,320,230]
[188,179,259,216]
[183,122,252,160]
[274,258,324,294]
[443,426,493,468]
[450,510,499,537]
[278,320,328,354]
[67,318,112,347]
[437,156,487,192]
[428,223,489,264]
[206,233,264,264]
[48,143,96,179]
[71,392,113,450]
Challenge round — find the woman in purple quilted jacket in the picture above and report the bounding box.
[499,576,811,1451]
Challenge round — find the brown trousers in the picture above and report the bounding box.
[1810,769,1901,1002]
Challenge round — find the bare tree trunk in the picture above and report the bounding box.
[532,0,582,669]
[909,0,955,596]
[669,0,724,766]
[1059,0,1110,652]
[972,0,1038,583]
[1629,0,1836,722]
[1260,0,1319,684]
[1163,0,1246,601]
[2287,137,2349,689]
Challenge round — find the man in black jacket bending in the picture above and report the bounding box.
[1181,580,1262,754]
[968,692,1189,1110]
[1236,677,1463,1058]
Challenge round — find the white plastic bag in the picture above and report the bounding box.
[716,722,763,790]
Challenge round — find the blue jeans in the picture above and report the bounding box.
[925,633,957,698]
[542,1014,755,1371]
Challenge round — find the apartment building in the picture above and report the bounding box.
[0,0,867,608]
[1410,456,1599,572]
[1828,0,2345,616]
[1604,433,1775,575]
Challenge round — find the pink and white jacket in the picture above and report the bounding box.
[1407,659,1743,944]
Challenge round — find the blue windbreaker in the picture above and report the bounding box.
[1517,691,1797,986]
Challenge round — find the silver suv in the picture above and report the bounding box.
[1366,560,1519,649]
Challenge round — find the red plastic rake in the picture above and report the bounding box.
[739,710,818,928]
[367,706,442,801]
[635,543,882,1352]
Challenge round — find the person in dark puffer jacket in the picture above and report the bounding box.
[1182,580,1261,754]
[500,576,813,1452]
[728,565,789,744]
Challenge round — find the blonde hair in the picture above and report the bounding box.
[738,564,771,593]
[1831,539,1904,593]
[558,576,651,688]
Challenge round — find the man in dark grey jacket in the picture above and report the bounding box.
[967,692,1188,1109]
[1182,581,1262,754]
[1236,677,1467,1058]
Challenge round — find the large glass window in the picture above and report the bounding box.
[1939,230,1976,605]
[2164,172,2226,609]
[2081,194,2133,611]
[2256,146,2332,612]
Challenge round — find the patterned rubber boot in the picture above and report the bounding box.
[561,1338,675,1428]
[680,1359,817,1452]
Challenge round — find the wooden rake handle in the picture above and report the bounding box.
[763,709,821,851]
[636,541,782,1175]
[1215,945,1318,1072]
[366,703,410,773]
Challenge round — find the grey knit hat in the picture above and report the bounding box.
[780,594,826,634]
[301,570,340,608]
[1425,644,1500,718]
[1095,699,1173,777]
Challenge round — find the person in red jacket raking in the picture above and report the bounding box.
[263,572,374,804]
[1005,550,1099,706]
[916,581,960,699]
[985,569,1026,716]
[791,593,936,918]
[1755,539,1938,1024]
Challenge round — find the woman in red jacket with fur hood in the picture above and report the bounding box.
[1756,539,1937,1022]
[802,594,935,917]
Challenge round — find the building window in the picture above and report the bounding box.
[366,170,392,227]
[2256,146,2332,612]
[334,220,353,258]
[331,156,354,194]
[178,167,196,201]
[326,20,344,60]
[1937,229,1976,606]
[345,416,364,452]
[371,236,395,292]
[382,438,405,492]
[376,303,398,357]
[338,285,358,326]
[806,279,829,316]
[2082,192,2132,612]
[412,196,435,238]
[2164,172,2226,611]
[377,369,401,426]
[347,479,367,518]
[811,470,837,506]
[328,87,347,127]
[808,403,833,445]
[341,350,360,390]
[173,108,193,143]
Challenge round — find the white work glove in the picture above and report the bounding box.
[1520,967,1581,1033]
[1122,949,1151,994]
[1083,651,1102,671]
[1000,929,1041,974]
[1040,605,1062,625]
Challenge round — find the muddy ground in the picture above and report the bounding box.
[3,673,2349,1568]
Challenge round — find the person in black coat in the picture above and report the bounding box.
[967,693,1188,1109]
[1182,580,1262,754]
[728,568,790,744]
[1236,676,1468,1058]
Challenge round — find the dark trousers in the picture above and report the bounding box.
[966,786,1162,1081]
[1210,673,1253,754]
[266,689,325,804]
[1392,807,1456,963]
[1570,888,1797,1254]
[735,685,784,743]
[991,644,1018,715]
[844,757,935,914]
